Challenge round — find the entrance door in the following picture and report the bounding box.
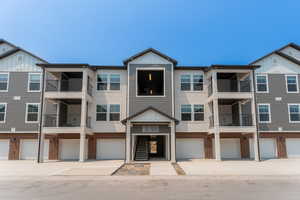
[149,136,165,159]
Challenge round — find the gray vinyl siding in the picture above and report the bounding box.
[0,72,41,132]
[256,74,300,131]
[128,64,173,116]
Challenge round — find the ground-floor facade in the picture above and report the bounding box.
[1,132,300,161]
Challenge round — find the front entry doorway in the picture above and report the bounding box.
[134,135,167,161]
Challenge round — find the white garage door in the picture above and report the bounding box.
[20,139,49,160]
[59,139,88,160]
[176,138,204,160]
[286,138,300,158]
[0,139,9,160]
[96,139,125,160]
[250,138,277,159]
[220,138,241,159]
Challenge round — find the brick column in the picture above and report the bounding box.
[49,136,59,160]
[240,136,250,159]
[88,135,96,160]
[276,136,287,158]
[9,137,20,160]
[204,136,214,159]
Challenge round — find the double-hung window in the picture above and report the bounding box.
[26,103,39,123]
[0,73,9,92]
[96,104,120,121]
[28,73,41,92]
[289,104,300,122]
[0,103,7,123]
[97,74,108,90]
[258,104,271,123]
[256,75,268,92]
[194,104,204,121]
[286,75,298,93]
[181,75,191,91]
[109,104,120,121]
[180,74,203,91]
[110,74,120,90]
[193,74,203,91]
[181,104,192,121]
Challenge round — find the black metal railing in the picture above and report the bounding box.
[219,114,253,126]
[45,79,82,92]
[217,79,251,93]
[43,114,81,127]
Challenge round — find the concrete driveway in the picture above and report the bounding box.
[0,160,124,176]
[178,159,300,176]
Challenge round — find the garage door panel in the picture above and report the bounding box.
[96,139,125,160]
[59,139,88,160]
[20,140,49,160]
[286,138,300,158]
[250,138,277,159]
[221,139,241,159]
[176,139,204,160]
[0,140,9,160]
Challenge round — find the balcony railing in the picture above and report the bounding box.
[217,79,251,93]
[219,114,253,126]
[43,114,81,127]
[45,80,82,92]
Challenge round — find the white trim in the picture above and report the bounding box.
[259,130,300,133]
[27,73,41,92]
[0,131,39,133]
[255,74,269,93]
[0,103,7,123]
[25,103,40,123]
[96,73,121,91]
[288,104,300,123]
[257,103,271,123]
[285,74,299,93]
[0,72,9,92]
[180,104,204,121]
[96,104,121,122]
[180,73,204,92]
[135,67,166,97]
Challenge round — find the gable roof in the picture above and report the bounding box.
[274,51,300,66]
[250,42,300,65]
[123,48,178,65]
[121,106,179,125]
[0,39,47,63]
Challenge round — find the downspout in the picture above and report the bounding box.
[37,67,45,163]
[252,69,261,161]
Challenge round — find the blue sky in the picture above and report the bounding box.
[1,0,300,65]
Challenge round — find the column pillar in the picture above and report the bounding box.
[38,133,45,162]
[170,121,176,163]
[125,121,131,163]
[213,98,221,161]
[79,132,86,162]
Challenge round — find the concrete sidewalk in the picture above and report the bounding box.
[150,162,177,175]
[0,160,124,176]
[178,159,300,176]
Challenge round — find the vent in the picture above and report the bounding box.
[11,128,16,132]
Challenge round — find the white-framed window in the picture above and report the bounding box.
[0,103,7,123]
[288,104,300,123]
[181,104,192,121]
[0,73,9,92]
[97,73,120,91]
[96,104,107,121]
[256,74,268,93]
[25,103,40,123]
[96,104,120,121]
[109,104,120,121]
[258,104,271,123]
[180,74,203,91]
[28,73,41,92]
[286,75,299,93]
[194,104,204,121]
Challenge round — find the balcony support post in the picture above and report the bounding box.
[79,131,86,162]
[213,98,221,161]
[170,121,176,163]
[125,121,131,163]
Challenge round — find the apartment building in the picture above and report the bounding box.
[0,39,300,162]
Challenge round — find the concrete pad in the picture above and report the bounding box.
[150,162,177,175]
[178,159,300,176]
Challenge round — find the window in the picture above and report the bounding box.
[256,75,268,92]
[258,104,271,123]
[96,104,107,121]
[193,74,203,91]
[97,74,108,90]
[181,104,192,121]
[286,75,298,93]
[181,75,191,91]
[194,104,204,121]
[28,73,41,92]
[180,74,203,91]
[96,104,120,121]
[110,104,120,121]
[26,103,39,123]
[137,69,164,96]
[0,73,9,91]
[0,103,7,123]
[110,74,120,90]
[289,104,300,122]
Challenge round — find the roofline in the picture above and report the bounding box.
[175,66,208,70]
[274,51,300,66]
[208,65,260,70]
[123,48,178,65]
[37,63,88,68]
[250,42,300,65]
[90,65,127,70]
